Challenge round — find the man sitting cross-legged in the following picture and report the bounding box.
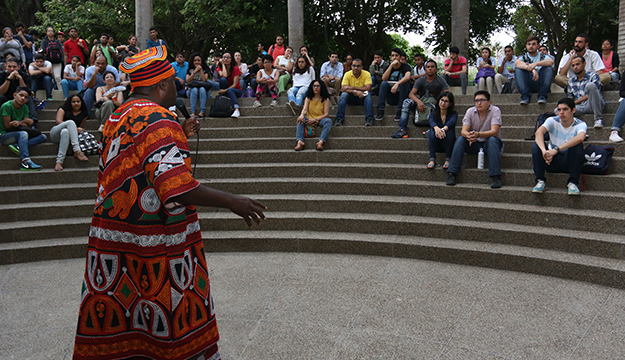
[532,97,586,195]
[334,58,374,127]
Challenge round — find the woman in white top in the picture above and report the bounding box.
[476,47,496,94]
[60,55,84,98]
[234,51,249,89]
[274,46,294,94]
[286,56,315,114]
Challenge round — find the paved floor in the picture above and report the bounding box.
[1,252,625,359]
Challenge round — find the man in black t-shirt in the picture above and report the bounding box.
[376,48,412,121]
[247,55,263,91]
[0,57,37,122]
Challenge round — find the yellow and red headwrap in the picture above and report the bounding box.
[120,46,175,90]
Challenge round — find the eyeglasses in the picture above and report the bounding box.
[352,64,362,68]
[474,98,488,103]
[312,85,321,88]
[222,56,231,59]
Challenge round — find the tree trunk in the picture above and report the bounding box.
[451,0,470,57]
[288,0,304,52]
[135,0,153,53]
[620,0,625,61]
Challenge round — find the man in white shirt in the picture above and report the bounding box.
[494,46,516,94]
[28,53,53,100]
[556,34,610,88]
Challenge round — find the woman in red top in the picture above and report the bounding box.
[217,51,243,117]
[601,39,620,82]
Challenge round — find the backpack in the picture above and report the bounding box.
[45,41,63,64]
[526,112,555,141]
[209,95,235,117]
[501,78,517,94]
[582,144,614,175]
[412,96,437,127]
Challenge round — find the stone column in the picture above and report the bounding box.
[136,0,153,52]
[620,0,625,61]
[288,0,304,52]
[451,0,470,57]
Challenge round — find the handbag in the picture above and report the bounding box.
[413,96,437,127]
[304,125,315,138]
[188,80,212,90]
[582,144,614,175]
[208,95,235,117]
[5,126,42,139]
[78,131,99,156]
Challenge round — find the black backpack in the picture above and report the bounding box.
[526,112,555,141]
[45,41,63,64]
[209,95,235,117]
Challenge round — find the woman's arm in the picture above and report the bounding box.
[199,68,208,82]
[318,98,330,120]
[273,57,283,70]
[285,60,294,72]
[114,91,123,106]
[55,108,65,125]
[95,86,104,101]
[230,75,239,88]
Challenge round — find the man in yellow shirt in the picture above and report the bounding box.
[335,58,374,126]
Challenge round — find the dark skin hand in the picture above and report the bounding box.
[181,114,201,138]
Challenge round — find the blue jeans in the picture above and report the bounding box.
[377,81,411,112]
[296,117,332,143]
[611,99,625,131]
[32,75,54,99]
[287,85,309,106]
[448,136,503,177]
[532,142,583,185]
[219,78,242,108]
[186,87,207,114]
[84,87,96,115]
[515,66,553,101]
[335,92,374,122]
[398,98,418,130]
[429,127,456,159]
[60,79,83,98]
[207,80,219,99]
[0,130,47,160]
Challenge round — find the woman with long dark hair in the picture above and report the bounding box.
[476,47,496,94]
[294,79,332,151]
[287,56,315,114]
[217,51,243,117]
[601,39,620,82]
[186,52,210,117]
[427,91,457,169]
[51,94,89,171]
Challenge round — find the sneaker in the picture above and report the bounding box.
[334,119,344,127]
[231,108,240,118]
[532,180,546,193]
[253,100,262,107]
[609,130,624,143]
[537,98,547,105]
[365,119,373,127]
[270,99,278,107]
[375,110,384,121]
[391,128,408,138]
[567,182,580,195]
[446,173,456,186]
[490,176,502,189]
[594,120,604,129]
[97,124,104,132]
[287,100,299,115]
[520,99,529,105]
[394,110,402,121]
[20,158,41,171]
[8,144,19,156]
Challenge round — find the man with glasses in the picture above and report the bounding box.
[334,58,374,126]
[446,90,503,188]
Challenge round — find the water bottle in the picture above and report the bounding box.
[477,148,485,169]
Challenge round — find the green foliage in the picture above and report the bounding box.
[568,0,618,50]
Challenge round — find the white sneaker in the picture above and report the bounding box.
[609,130,624,142]
[532,180,546,193]
[594,120,604,129]
[567,182,580,195]
[253,100,262,107]
[270,99,278,107]
[231,108,240,118]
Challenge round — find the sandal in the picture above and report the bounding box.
[443,159,450,170]
[427,159,436,169]
[198,112,205,118]
[294,140,305,151]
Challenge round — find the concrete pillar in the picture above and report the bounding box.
[451,0,470,57]
[135,0,153,52]
[620,0,625,61]
[288,0,304,52]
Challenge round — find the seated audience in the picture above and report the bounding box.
[556,34,609,88]
[253,54,279,108]
[248,55,263,91]
[51,94,89,171]
[234,51,248,89]
[411,53,426,84]
[0,57,37,121]
[343,54,353,76]
[146,27,166,49]
[320,52,344,96]
[443,46,468,95]
[84,55,120,115]
[0,86,46,170]
[287,56,315,114]
[257,42,268,56]
[608,75,625,142]
[172,52,188,97]
[40,26,64,86]
[90,33,116,67]
[495,45,516,94]
[532,97,586,195]
[446,90,503,189]
[376,47,412,121]
[274,46,294,94]
[334,58,374,126]
[0,27,26,68]
[28,53,54,100]
[63,27,89,65]
[567,56,605,128]
[427,92,457,170]
[95,70,123,132]
[392,60,449,138]
[369,51,388,91]
[476,47,496,94]
[539,45,556,71]
[207,53,222,96]
[116,35,141,58]
[514,35,554,104]
[294,80,332,151]
[300,45,315,67]
[13,22,33,66]
[217,51,243,118]
[268,35,286,59]
[185,53,210,117]
[601,39,619,82]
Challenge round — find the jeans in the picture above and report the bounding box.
[514,66,553,101]
[575,82,605,121]
[32,75,54,99]
[429,127,456,159]
[207,80,220,99]
[532,142,583,185]
[377,81,411,113]
[50,120,80,164]
[398,98,417,130]
[611,99,625,131]
[84,87,97,115]
[296,117,332,143]
[335,92,374,122]
[0,130,47,160]
[219,78,242,108]
[448,136,503,177]
[60,79,83,98]
[186,87,207,114]
[287,85,309,106]
[444,73,468,95]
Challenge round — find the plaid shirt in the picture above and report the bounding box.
[567,71,602,101]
